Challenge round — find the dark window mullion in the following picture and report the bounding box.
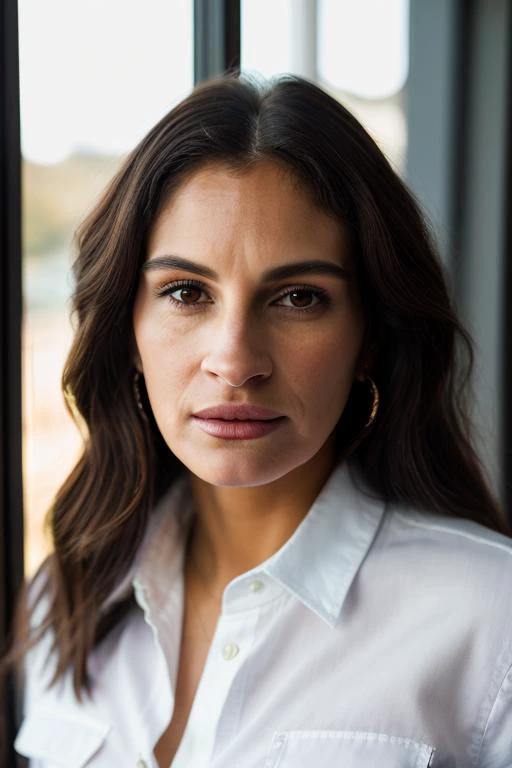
[503,5,512,521]
[0,0,24,762]
[194,0,241,84]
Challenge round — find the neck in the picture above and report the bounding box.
[186,437,338,594]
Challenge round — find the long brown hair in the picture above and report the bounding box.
[11,72,512,697]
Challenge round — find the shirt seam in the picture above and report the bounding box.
[393,511,512,557]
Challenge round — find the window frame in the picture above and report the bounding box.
[0,0,24,763]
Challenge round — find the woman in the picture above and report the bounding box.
[12,73,512,767]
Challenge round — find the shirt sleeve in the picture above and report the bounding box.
[478,662,512,767]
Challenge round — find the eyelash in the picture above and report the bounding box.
[155,279,332,314]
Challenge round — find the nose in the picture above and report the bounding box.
[201,311,272,388]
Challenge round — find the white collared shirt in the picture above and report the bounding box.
[15,460,512,767]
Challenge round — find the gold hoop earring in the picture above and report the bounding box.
[133,370,148,422]
[364,377,380,428]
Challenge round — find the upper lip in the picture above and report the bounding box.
[193,405,284,421]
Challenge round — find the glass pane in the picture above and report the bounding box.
[19,0,194,578]
[241,0,409,175]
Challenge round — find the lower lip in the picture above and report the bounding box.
[192,416,286,439]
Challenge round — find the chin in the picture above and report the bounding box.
[179,452,300,488]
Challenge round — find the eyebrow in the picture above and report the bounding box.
[142,255,350,282]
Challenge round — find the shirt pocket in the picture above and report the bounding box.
[264,730,436,768]
[14,708,110,768]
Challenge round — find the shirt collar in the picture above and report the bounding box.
[260,460,386,627]
[129,459,386,629]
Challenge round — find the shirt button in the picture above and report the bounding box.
[249,580,264,592]
[222,642,240,660]
[135,760,148,768]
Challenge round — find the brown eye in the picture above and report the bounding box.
[288,289,316,308]
[178,286,202,304]
[273,285,330,313]
[157,279,210,307]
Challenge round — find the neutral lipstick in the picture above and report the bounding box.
[192,404,286,440]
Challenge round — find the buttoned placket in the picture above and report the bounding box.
[166,572,285,768]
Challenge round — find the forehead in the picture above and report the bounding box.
[157,159,317,214]
[148,161,351,265]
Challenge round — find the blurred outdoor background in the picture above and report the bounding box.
[19,0,510,576]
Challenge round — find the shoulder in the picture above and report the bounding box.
[375,505,512,766]
[376,501,512,629]
[385,502,512,568]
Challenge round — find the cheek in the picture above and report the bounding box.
[299,345,356,393]
[132,299,195,417]
[133,293,185,366]
[139,334,194,396]
[288,325,363,420]
[294,324,362,380]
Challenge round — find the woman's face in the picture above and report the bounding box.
[133,160,365,487]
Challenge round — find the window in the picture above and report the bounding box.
[19,0,194,577]
[241,0,409,175]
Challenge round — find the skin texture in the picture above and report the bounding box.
[132,160,365,588]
